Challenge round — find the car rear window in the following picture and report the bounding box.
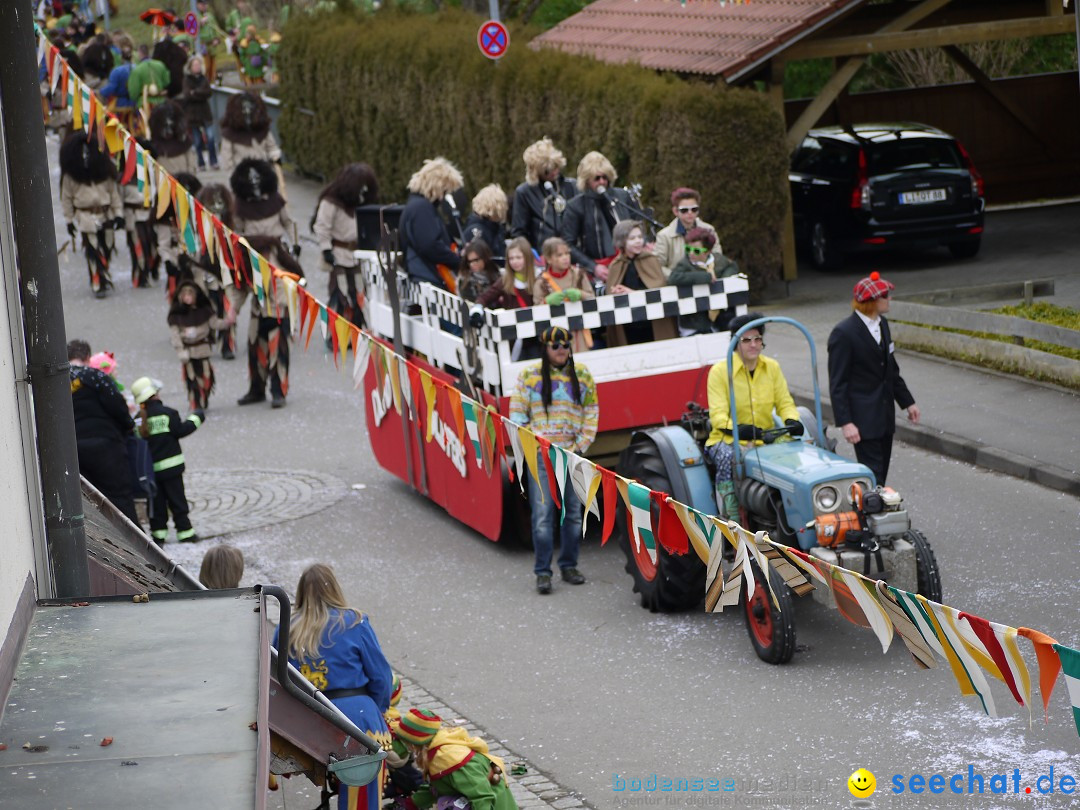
[867,139,963,173]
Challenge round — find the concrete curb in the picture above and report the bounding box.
[788,388,1080,498]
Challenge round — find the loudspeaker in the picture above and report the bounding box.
[355,204,405,251]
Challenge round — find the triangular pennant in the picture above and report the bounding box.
[120,136,137,184]
[874,581,937,670]
[352,333,371,391]
[335,315,352,369]
[599,466,617,546]
[461,400,484,470]
[568,453,601,534]
[1051,644,1080,737]
[477,407,496,477]
[915,596,992,715]
[156,169,173,219]
[406,362,422,422]
[959,612,1029,711]
[445,385,466,445]
[106,114,125,157]
[518,426,542,499]
[490,408,508,477]
[535,436,560,511]
[650,492,688,556]
[420,370,438,443]
[550,444,570,522]
[836,568,894,654]
[1017,627,1062,723]
[617,477,654,559]
[669,501,713,565]
[70,75,82,131]
[503,419,525,486]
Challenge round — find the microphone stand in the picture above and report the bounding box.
[609,194,664,231]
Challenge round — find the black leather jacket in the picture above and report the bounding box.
[510,178,578,251]
[560,187,632,271]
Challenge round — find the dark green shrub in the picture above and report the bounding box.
[278,9,787,289]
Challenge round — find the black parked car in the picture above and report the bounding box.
[790,123,985,270]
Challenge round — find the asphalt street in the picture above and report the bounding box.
[46,136,1080,809]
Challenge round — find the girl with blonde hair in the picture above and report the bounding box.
[275,564,394,810]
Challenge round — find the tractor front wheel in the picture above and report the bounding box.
[741,559,796,665]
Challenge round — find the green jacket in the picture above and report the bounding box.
[127,60,172,108]
[667,254,739,335]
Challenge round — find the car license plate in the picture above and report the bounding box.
[899,188,947,205]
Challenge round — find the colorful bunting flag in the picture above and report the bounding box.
[536,436,560,511]
[650,491,688,556]
[1051,643,1080,737]
[618,478,656,565]
[1017,627,1062,722]
[503,419,526,487]
[875,581,937,670]
[600,466,617,545]
[420,370,439,443]
[958,612,1031,714]
[920,596,996,716]
[568,453,601,535]
[461,400,484,470]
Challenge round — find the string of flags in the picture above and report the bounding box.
[38,30,1080,740]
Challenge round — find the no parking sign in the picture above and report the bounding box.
[184,12,200,38]
[477,20,509,61]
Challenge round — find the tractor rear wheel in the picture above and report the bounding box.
[616,435,705,612]
[741,559,796,665]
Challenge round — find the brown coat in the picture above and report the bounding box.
[604,252,677,346]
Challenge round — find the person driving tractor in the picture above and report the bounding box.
[704,312,804,520]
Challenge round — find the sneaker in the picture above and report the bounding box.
[560,567,586,585]
[179,534,201,544]
[271,394,286,409]
[237,391,266,406]
[536,574,552,595]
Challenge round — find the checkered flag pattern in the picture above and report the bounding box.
[485,279,750,343]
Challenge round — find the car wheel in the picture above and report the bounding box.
[947,237,981,260]
[810,221,842,270]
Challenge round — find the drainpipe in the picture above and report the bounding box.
[0,5,89,597]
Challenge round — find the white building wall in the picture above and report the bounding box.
[0,187,39,639]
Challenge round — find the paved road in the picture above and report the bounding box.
[48,138,1080,809]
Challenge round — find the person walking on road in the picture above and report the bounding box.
[827,272,920,485]
[132,377,205,544]
[509,326,599,594]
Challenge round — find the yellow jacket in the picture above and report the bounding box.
[705,354,799,446]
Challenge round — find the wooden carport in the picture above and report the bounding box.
[763,0,1078,279]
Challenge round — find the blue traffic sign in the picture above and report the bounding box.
[477,20,509,61]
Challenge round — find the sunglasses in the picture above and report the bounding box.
[739,336,764,345]
[468,256,485,264]
[678,206,699,214]
[547,342,571,350]
[592,175,608,183]
[685,245,709,255]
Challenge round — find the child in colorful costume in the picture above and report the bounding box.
[394,709,518,810]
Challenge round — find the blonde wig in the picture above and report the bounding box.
[407,157,464,203]
[288,563,364,661]
[576,151,617,192]
[471,184,509,223]
[523,137,567,185]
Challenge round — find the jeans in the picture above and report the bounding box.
[192,124,217,168]
[527,450,583,576]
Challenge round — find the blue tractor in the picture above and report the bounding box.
[615,317,942,664]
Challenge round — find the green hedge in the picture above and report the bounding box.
[277,9,788,290]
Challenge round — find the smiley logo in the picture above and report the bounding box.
[848,768,876,797]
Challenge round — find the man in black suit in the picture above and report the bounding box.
[827,272,920,485]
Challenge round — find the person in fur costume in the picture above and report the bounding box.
[151,37,188,99]
[153,170,202,300]
[167,274,235,410]
[190,183,236,359]
[313,162,378,328]
[60,133,123,298]
[78,37,114,89]
[231,159,300,408]
[219,91,282,174]
[149,100,197,176]
[120,137,158,289]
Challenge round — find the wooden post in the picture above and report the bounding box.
[769,60,798,282]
